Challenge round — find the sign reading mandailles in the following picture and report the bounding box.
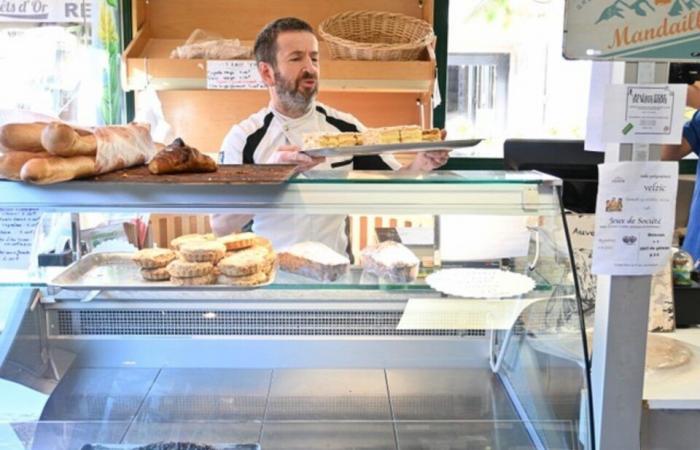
[564,0,700,61]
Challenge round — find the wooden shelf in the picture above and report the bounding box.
[123,25,436,93]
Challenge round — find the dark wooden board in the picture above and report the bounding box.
[88,164,297,184]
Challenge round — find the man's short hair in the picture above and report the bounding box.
[254,17,314,67]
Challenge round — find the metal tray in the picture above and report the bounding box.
[302,138,482,158]
[49,252,275,291]
[81,444,259,450]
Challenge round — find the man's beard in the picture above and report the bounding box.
[274,69,318,115]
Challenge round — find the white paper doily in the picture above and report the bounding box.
[426,268,536,298]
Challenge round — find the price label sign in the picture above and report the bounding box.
[0,208,41,270]
[206,60,266,90]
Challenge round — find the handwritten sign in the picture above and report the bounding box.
[565,0,700,61]
[601,84,686,144]
[0,208,41,269]
[592,162,678,275]
[0,1,90,22]
[206,60,266,90]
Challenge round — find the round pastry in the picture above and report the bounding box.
[140,267,171,281]
[171,273,217,286]
[217,271,268,287]
[254,236,273,252]
[218,246,270,276]
[218,232,257,251]
[170,233,210,251]
[133,248,176,269]
[179,241,226,263]
[166,259,214,278]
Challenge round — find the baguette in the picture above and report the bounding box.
[0,150,50,180]
[41,122,97,157]
[20,155,97,184]
[0,122,47,152]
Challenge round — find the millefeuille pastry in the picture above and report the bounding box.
[302,132,339,149]
[363,127,401,145]
[421,128,442,142]
[399,125,422,143]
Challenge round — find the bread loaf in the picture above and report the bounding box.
[0,122,47,152]
[20,155,97,184]
[278,242,350,282]
[0,150,50,180]
[41,122,97,156]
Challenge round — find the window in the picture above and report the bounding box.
[447,0,592,157]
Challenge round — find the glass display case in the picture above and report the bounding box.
[0,170,592,450]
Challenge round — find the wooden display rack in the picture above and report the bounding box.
[122,0,437,152]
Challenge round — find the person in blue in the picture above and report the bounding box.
[662,82,700,262]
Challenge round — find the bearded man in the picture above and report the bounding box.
[214,17,449,252]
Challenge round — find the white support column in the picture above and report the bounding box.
[591,61,669,449]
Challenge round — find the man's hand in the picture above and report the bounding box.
[269,144,325,173]
[407,150,451,171]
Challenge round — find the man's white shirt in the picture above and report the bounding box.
[219,101,400,254]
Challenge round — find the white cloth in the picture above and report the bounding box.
[219,101,400,253]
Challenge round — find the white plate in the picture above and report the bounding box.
[426,268,536,298]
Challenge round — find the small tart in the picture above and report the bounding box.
[170,273,217,286]
[218,232,257,251]
[140,266,171,281]
[179,241,226,263]
[170,233,209,251]
[133,248,176,269]
[166,259,214,278]
[218,246,270,277]
[217,271,268,287]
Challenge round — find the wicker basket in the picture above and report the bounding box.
[318,10,435,61]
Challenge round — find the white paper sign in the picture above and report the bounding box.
[602,84,687,144]
[592,162,678,275]
[439,215,530,261]
[0,208,41,269]
[0,1,90,22]
[568,214,596,250]
[206,60,265,90]
[397,297,544,330]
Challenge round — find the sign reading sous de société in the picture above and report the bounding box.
[564,0,700,61]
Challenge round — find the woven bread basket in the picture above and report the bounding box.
[318,10,435,61]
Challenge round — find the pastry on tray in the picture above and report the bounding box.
[147,137,217,175]
[218,231,258,251]
[170,233,215,251]
[132,248,177,269]
[421,128,442,142]
[361,240,420,283]
[166,259,214,278]
[278,241,350,282]
[179,240,226,263]
[218,245,273,277]
[140,267,171,281]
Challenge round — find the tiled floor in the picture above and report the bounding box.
[10,367,582,450]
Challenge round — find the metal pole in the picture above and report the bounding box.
[591,61,669,450]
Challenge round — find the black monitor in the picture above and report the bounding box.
[503,139,604,213]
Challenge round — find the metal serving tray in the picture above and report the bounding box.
[81,444,259,450]
[302,138,482,158]
[49,252,275,291]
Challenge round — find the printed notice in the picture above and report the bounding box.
[592,162,678,275]
[206,60,265,90]
[602,84,686,144]
[0,208,41,269]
